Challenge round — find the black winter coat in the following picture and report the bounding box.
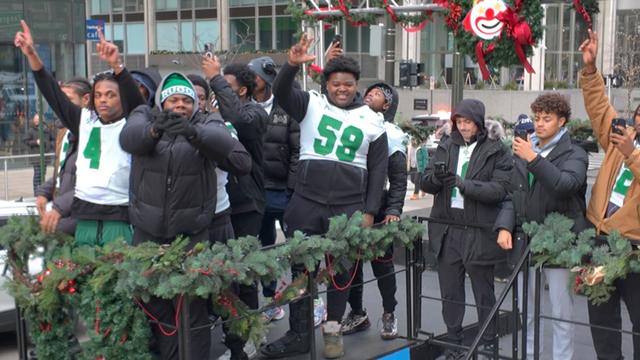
[494,132,589,235]
[209,75,268,215]
[261,101,300,191]
[120,105,236,240]
[35,133,78,235]
[421,130,511,265]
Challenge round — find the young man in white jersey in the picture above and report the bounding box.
[15,21,145,246]
[261,35,388,359]
[341,82,407,340]
[421,99,511,359]
[579,30,640,359]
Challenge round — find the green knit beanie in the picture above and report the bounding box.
[159,73,197,104]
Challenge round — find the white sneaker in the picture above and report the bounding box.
[314,297,327,327]
[217,340,258,360]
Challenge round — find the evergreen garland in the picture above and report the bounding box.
[524,213,640,305]
[0,212,424,358]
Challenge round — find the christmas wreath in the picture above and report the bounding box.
[0,213,424,359]
[524,213,640,305]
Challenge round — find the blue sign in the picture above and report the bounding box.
[378,347,410,360]
[86,20,105,41]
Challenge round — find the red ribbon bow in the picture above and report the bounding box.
[496,6,536,76]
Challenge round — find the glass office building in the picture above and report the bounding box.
[0,0,86,155]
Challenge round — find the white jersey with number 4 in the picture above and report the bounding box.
[74,109,130,205]
[298,90,386,170]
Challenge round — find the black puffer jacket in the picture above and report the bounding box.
[260,99,300,191]
[421,99,511,265]
[120,102,236,240]
[494,131,589,234]
[209,75,268,215]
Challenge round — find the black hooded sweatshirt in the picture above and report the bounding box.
[421,99,511,264]
[272,63,388,214]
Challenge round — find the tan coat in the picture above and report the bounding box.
[580,69,640,240]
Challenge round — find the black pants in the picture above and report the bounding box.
[437,228,496,344]
[410,169,421,195]
[283,194,361,335]
[133,228,211,360]
[347,244,397,314]
[588,272,640,360]
[258,190,289,298]
[222,211,262,353]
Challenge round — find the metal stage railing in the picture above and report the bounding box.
[409,215,640,360]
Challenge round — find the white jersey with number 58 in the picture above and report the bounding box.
[298,90,386,170]
[74,109,130,205]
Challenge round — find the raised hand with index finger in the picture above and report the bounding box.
[96,28,124,74]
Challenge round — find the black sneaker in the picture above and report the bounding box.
[260,331,310,359]
[341,310,371,335]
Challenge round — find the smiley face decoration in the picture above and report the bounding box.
[463,0,508,40]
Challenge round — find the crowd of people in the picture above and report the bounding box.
[13,17,640,360]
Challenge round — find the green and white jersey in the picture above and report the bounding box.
[55,129,72,189]
[299,90,386,170]
[609,141,639,207]
[385,122,408,157]
[451,141,478,209]
[74,109,130,205]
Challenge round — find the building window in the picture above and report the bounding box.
[230,18,256,51]
[126,23,145,54]
[156,22,180,51]
[194,0,216,8]
[544,4,589,88]
[91,0,110,14]
[181,22,194,51]
[196,20,219,50]
[125,0,144,12]
[229,0,256,7]
[258,18,273,50]
[276,17,296,50]
[157,0,178,10]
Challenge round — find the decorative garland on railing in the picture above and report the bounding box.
[0,213,424,359]
[524,213,640,305]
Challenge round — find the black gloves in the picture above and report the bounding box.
[149,108,169,138]
[149,109,197,140]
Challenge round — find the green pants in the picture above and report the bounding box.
[74,219,133,247]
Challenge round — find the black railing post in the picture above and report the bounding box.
[521,261,530,360]
[178,294,191,360]
[533,268,542,360]
[405,240,414,341]
[413,236,423,338]
[15,304,29,360]
[512,267,520,360]
[307,274,317,359]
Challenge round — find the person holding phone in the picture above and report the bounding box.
[494,93,588,359]
[579,29,640,359]
[420,99,511,358]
